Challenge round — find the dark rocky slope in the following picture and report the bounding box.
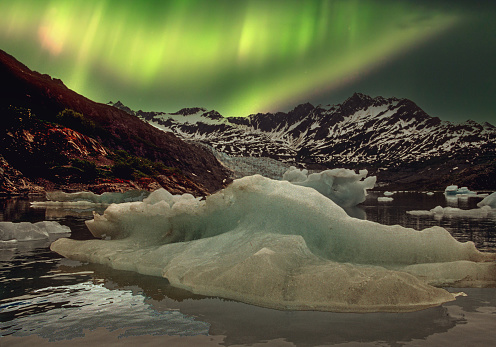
[0,49,231,196]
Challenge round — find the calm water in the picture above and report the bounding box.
[1,192,495,346]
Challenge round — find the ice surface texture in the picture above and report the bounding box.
[478,192,496,208]
[1,221,70,242]
[51,176,496,312]
[282,166,376,207]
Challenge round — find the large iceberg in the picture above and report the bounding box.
[282,167,376,207]
[51,175,496,313]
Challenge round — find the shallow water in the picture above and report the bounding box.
[1,192,495,346]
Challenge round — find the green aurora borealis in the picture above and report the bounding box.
[1,0,495,123]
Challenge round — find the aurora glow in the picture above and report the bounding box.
[0,0,494,122]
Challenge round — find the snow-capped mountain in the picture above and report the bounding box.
[109,93,496,189]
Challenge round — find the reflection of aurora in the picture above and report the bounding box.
[0,0,458,116]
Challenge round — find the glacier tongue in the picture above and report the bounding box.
[51,175,496,312]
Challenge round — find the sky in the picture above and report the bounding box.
[0,0,494,124]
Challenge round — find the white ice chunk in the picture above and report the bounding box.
[51,175,496,313]
[478,192,496,208]
[445,185,458,194]
[44,190,149,204]
[0,221,71,242]
[444,185,476,196]
[31,190,151,209]
[378,197,394,202]
[456,187,473,194]
[282,167,309,182]
[282,166,376,207]
[383,191,394,196]
[407,205,495,219]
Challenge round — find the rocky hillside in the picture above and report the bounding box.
[0,49,231,196]
[111,93,496,190]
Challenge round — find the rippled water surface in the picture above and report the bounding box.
[1,192,495,346]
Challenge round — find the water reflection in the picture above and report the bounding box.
[0,197,45,222]
[361,192,496,252]
[1,194,495,346]
[0,281,210,340]
[3,261,467,346]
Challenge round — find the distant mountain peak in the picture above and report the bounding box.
[172,107,208,116]
[350,92,372,101]
[112,100,125,107]
[203,110,223,120]
[291,102,315,115]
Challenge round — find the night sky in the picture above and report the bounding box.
[1,0,494,123]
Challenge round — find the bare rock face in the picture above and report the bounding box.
[0,155,44,195]
[0,117,213,196]
[0,49,231,196]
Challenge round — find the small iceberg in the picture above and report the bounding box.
[407,205,495,219]
[282,166,376,207]
[444,185,476,196]
[378,197,394,202]
[1,221,71,243]
[31,190,150,208]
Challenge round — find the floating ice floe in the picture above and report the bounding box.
[378,197,394,202]
[407,205,495,219]
[478,192,496,208]
[444,185,476,196]
[51,175,496,313]
[1,221,71,243]
[383,191,394,196]
[31,190,150,208]
[282,166,376,207]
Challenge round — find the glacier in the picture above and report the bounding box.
[282,166,376,207]
[50,175,496,313]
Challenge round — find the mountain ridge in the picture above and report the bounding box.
[109,93,496,190]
